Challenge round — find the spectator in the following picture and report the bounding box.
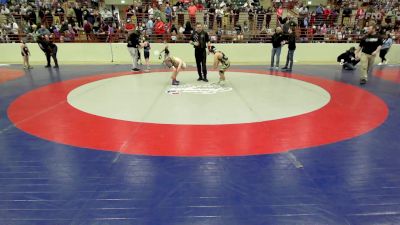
[26,6,37,25]
[256,6,265,31]
[243,20,249,33]
[276,5,283,25]
[74,3,83,27]
[165,3,172,22]
[265,7,272,29]
[148,5,154,20]
[177,5,184,26]
[183,21,193,35]
[0,4,10,15]
[82,5,90,21]
[316,4,324,24]
[62,24,76,42]
[208,4,216,30]
[154,17,165,36]
[342,4,352,26]
[233,5,239,26]
[188,2,197,25]
[126,5,135,19]
[216,6,223,28]
[170,24,178,34]
[323,5,331,24]
[146,18,153,35]
[234,23,243,41]
[299,4,308,24]
[59,21,69,33]
[83,20,93,40]
[5,19,19,35]
[54,3,64,17]
[37,24,50,36]
[356,7,365,28]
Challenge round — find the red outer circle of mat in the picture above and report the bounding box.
[0,68,25,84]
[374,67,400,84]
[7,69,388,156]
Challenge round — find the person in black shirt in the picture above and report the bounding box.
[74,3,83,27]
[355,25,383,84]
[82,5,90,21]
[190,23,211,82]
[37,35,59,68]
[54,3,64,16]
[282,28,296,72]
[270,27,285,70]
[337,47,360,70]
[127,30,140,71]
[26,7,37,25]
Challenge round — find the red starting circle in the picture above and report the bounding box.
[8,69,388,156]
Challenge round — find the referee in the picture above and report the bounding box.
[190,23,211,82]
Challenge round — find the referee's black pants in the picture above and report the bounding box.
[195,48,207,79]
[45,46,58,67]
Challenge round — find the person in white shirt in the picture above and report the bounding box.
[148,6,154,19]
[378,33,393,65]
[0,5,10,15]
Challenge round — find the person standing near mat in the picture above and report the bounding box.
[270,27,285,70]
[355,25,383,85]
[378,33,393,65]
[189,23,211,82]
[127,30,140,71]
[281,28,296,72]
[21,40,33,69]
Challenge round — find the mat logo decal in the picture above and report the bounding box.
[166,84,233,95]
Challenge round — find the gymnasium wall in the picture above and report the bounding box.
[0,43,399,65]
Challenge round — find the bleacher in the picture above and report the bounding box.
[1,0,399,44]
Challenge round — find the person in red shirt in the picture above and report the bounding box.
[154,17,165,35]
[188,2,197,25]
[125,19,135,32]
[323,6,331,24]
[83,20,93,40]
[276,5,283,25]
[356,7,365,27]
[196,2,204,11]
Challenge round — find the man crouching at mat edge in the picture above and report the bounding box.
[163,52,187,85]
[210,46,230,86]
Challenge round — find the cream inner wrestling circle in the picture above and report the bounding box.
[67,71,331,125]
